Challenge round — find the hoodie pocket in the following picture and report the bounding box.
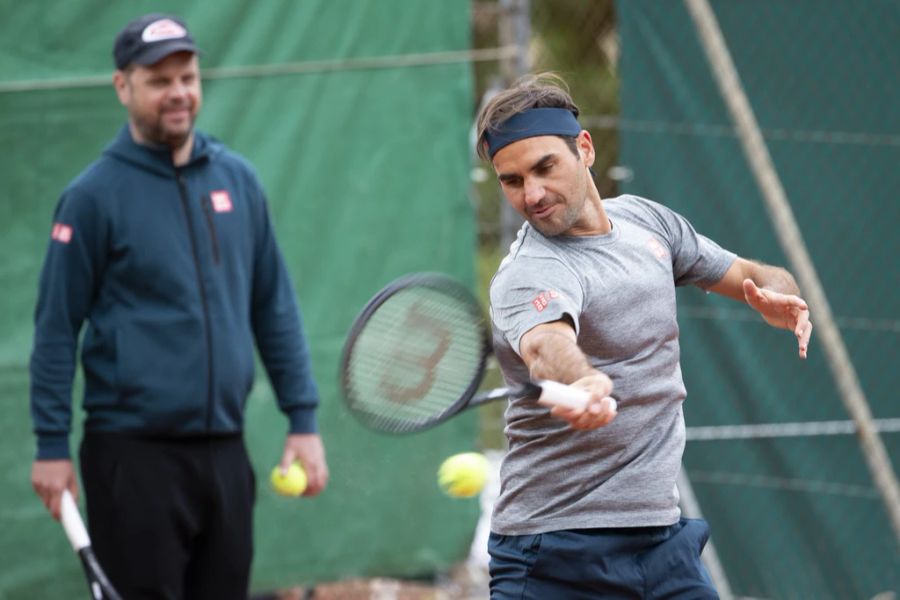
[115,320,205,406]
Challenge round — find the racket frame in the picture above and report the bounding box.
[340,272,492,433]
[340,273,599,433]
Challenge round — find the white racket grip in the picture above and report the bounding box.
[536,380,618,413]
[60,489,90,551]
[536,380,588,410]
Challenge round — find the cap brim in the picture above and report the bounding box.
[132,40,202,66]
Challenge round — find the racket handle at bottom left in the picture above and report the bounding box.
[61,489,90,552]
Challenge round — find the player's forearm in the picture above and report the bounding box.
[747,261,800,296]
[711,258,801,302]
[522,329,598,384]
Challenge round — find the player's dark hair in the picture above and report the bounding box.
[476,72,581,161]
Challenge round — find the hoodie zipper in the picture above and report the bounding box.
[201,194,221,265]
[176,172,215,430]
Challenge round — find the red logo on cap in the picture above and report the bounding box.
[142,19,187,43]
[210,190,233,213]
[51,223,73,244]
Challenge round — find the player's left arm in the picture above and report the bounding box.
[708,257,813,359]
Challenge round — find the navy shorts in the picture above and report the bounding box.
[488,518,718,599]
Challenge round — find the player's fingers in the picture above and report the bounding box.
[742,279,765,305]
[549,404,582,419]
[790,296,809,311]
[572,405,602,429]
[570,397,617,430]
[573,372,613,400]
[794,309,810,338]
[279,448,297,475]
[759,289,805,318]
[66,481,80,506]
[597,374,614,398]
[549,401,587,425]
[49,490,63,521]
[36,489,52,514]
[798,320,813,359]
[302,460,329,497]
[32,478,56,515]
[551,397,601,420]
[595,397,617,426]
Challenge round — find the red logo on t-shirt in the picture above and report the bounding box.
[531,289,560,312]
[210,190,233,213]
[647,237,668,261]
[51,223,73,243]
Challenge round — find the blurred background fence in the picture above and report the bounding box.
[472,1,900,599]
[1,1,897,598]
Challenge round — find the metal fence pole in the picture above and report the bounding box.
[678,468,735,600]
[497,0,531,250]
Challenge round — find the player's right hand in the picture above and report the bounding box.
[280,433,329,497]
[550,372,617,430]
[31,459,77,520]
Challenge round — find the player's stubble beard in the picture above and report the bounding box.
[132,100,195,151]
[527,176,589,237]
[527,196,582,237]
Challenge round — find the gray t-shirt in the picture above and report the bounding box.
[489,194,736,535]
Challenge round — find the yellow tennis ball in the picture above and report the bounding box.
[438,452,489,498]
[270,463,307,497]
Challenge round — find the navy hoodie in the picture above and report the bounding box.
[30,125,319,459]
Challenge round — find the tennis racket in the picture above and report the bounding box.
[60,490,123,600]
[340,272,603,433]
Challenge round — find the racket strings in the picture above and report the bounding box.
[344,282,485,431]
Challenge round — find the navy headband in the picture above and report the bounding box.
[484,107,582,158]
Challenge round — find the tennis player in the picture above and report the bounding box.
[29,14,327,599]
[477,73,812,599]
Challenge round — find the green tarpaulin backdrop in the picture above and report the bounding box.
[618,2,899,598]
[0,1,479,596]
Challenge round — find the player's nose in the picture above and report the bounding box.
[523,178,546,205]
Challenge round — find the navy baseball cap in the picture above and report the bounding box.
[113,14,201,69]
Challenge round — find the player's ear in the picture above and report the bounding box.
[112,70,130,107]
[576,130,595,168]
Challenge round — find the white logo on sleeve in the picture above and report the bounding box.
[142,19,188,42]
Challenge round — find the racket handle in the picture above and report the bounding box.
[536,380,617,412]
[60,489,90,552]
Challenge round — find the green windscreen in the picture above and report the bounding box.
[0,1,480,596]
[617,2,899,598]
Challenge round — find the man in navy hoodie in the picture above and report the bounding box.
[29,13,328,599]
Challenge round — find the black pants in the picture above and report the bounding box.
[80,433,256,600]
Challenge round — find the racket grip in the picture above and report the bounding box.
[536,380,593,411]
[60,489,90,551]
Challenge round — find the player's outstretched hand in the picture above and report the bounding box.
[743,278,813,359]
[550,372,617,430]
